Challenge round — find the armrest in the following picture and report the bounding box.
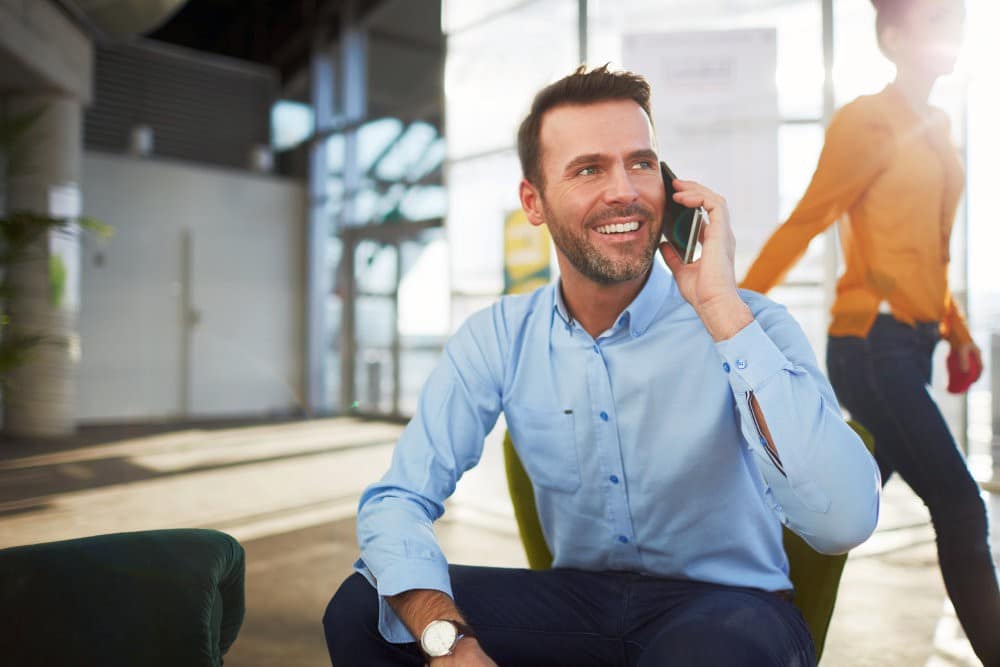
[0,529,246,666]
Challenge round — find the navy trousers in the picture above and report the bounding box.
[324,565,815,666]
[827,314,1000,666]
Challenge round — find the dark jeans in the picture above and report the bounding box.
[827,314,1000,666]
[323,566,815,666]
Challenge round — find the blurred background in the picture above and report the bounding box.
[1,0,998,665]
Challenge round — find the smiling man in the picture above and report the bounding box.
[323,65,881,667]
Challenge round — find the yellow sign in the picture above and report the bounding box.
[503,210,551,295]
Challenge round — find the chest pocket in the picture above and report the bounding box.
[504,405,580,493]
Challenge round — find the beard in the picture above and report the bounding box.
[542,199,659,285]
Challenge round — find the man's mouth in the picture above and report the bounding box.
[594,220,641,235]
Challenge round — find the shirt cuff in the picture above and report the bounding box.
[353,557,454,644]
[714,319,792,393]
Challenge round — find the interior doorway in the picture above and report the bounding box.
[338,219,446,419]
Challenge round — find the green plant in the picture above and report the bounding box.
[0,109,111,383]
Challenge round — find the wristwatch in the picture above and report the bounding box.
[419,619,476,658]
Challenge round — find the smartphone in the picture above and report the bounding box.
[660,161,708,264]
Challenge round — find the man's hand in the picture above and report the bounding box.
[429,638,498,666]
[659,179,752,341]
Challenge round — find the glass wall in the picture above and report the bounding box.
[439,0,988,454]
[444,0,580,328]
[320,109,448,416]
[964,0,999,474]
[444,0,833,352]
[591,0,833,360]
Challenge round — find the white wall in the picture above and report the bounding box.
[78,151,306,422]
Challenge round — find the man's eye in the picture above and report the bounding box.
[632,160,654,170]
[577,166,598,176]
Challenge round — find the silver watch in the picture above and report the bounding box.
[419,619,475,658]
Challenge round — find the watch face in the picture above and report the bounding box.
[421,620,458,657]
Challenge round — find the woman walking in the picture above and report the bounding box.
[741,1,999,663]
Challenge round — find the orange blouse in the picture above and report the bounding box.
[741,84,971,345]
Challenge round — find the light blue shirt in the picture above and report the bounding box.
[354,261,881,643]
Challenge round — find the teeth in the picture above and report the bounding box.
[596,221,640,234]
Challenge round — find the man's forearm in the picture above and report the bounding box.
[388,589,468,641]
[697,293,754,342]
[388,589,493,665]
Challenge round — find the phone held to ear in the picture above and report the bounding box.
[660,161,708,264]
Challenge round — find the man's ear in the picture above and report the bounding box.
[518,178,546,228]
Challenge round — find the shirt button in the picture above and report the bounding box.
[736,359,748,370]
[722,362,731,373]
[609,475,619,484]
[631,330,641,338]
[618,535,629,544]
[593,344,600,353]
[599,411,609,421]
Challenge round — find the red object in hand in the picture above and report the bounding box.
[947,348,983,394]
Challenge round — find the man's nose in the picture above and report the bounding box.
[604,164,639,205]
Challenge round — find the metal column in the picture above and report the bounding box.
[820,0,838,325]
[338,0,369,414]
[305,32,336,415]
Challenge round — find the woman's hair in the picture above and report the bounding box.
[516,64,652,190]
[871,0,913,55]
[871,0,910,37]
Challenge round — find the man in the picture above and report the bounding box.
[324,65,880,666]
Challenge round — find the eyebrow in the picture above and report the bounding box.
[563,149,659,175]
[628,149,659,163]
[563,153,603,174]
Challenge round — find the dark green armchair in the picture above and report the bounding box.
[0,528,246,666]
[504,421,874,662]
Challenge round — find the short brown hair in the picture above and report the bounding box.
[517,64,653,189]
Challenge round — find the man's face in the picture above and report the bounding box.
[528,99,666,286]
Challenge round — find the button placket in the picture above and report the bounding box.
[587,345,639,567]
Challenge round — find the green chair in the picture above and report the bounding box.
[0,528,246,666]
[504,421,874,662]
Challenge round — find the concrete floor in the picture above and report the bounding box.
[0,417,992,666]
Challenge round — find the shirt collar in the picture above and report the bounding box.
[550,260,676,337]
[552,281,574,327]
[623,260,672,336]
[882,83,946,133]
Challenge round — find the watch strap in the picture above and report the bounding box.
[450,619,476,640]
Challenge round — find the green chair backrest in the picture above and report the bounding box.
[503,421,874,663]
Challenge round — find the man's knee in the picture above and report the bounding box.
[642,625,806,667]
[323,573,379,659]
[639,593,814,667]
